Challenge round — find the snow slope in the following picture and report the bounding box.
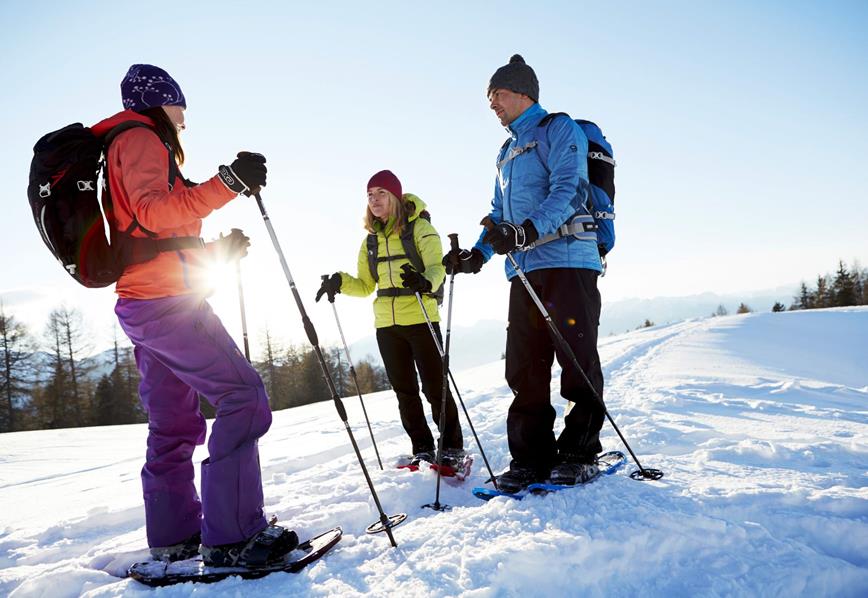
[1,307,866,597]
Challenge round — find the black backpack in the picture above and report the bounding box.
[366,212,445,304]
[27,121,202,288]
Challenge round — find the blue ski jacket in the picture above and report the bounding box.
[473,103,603,278]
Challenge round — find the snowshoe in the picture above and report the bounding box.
[128,527,342,587]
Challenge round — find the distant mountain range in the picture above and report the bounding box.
[349,284,799,369]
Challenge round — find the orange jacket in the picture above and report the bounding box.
[92,111,237,299]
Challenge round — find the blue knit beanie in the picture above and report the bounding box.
[120,64,186,112]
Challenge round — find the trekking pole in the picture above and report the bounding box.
[235,259,251,361]
[412,237,498,490]
[325,286,384,470]
[254,193,406,544]
[503,249,662,481]
[403,257,452,511]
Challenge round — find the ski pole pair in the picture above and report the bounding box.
[401,237,499,509]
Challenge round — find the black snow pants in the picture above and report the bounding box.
[505,267,605,473]
[376,322,463,454]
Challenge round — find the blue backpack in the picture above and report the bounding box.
[532,113,616,256]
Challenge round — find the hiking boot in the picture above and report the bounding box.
[550,454,600,486]
[412,449,436,466]
[201,524,299,568]
[150,531,201,562]
[494,464,544,494]
[439,448,466,470]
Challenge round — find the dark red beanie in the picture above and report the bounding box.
[367,170,402,200]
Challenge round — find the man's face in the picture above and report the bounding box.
[489,88,531,126]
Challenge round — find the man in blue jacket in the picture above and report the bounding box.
[445,55,606,493]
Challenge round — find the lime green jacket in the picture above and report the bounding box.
[340,195,445,328]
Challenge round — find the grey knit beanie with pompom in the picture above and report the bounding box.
[487,54,539,102]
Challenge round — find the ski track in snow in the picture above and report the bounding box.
[1,308,866,597]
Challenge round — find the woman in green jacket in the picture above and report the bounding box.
[317,170,464,468]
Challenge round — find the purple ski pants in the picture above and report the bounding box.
[116,294,271,548]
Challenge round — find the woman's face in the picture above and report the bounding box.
[162,105,186,133]
[367,186,392,219]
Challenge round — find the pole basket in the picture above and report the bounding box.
[629,468,664,481]
[366,513,408,535]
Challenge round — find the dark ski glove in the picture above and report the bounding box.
[482,219,539,255]
[218,151,267,196]
[212,228,250,261]
[400,264,432,293]
[315,273,342,303]
[442,247,484,275]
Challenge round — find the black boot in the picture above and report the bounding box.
[150,531,201,562]
[550,454,600,486]
[495,463,544,493]
[201,525,299,568]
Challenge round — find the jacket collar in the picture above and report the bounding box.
[91,110,154,138]
[507,103,546,138]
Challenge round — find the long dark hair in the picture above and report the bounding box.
[139,107,185,166]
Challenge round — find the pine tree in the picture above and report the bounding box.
[815,275,829,308]
[0,306,35,432]
[354,359,378,394]
[713,304,728,317]
[772,301,786,312]
[328,346,349,397]
[93,336,144,426]
[736,303,752,314]
[36,307,93,428]
[831,260,858,307]
[256,328,290,409]
[791,282,812,310]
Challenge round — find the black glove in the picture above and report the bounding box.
[218,151,267,196]
[400,264,432,293]
[315,273,342,303]
[212,228,250,262]
[482,219,539,255]
[442,247,484,275]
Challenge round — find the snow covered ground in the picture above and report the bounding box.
[1,307,866,597]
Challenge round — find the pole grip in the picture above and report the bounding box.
[448,233,459,252]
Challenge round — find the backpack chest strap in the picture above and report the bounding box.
[497,141,538,170]
[521,214,598,251]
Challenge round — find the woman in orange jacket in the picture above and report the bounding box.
[104,64,295,568]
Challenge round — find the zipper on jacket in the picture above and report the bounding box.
[384,231,397,326]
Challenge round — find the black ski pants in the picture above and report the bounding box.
[505,267,605,473]
[376,322,463,454]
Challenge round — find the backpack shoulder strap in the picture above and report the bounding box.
[366,233,379,282]
[533,112,572,171]
[400,219,425,274]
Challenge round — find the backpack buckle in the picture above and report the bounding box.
[39,183,51,198]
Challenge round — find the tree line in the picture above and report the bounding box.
[789,260,867,311]
[0,305,389,433]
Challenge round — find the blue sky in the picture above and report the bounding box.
[2,0,866,353]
